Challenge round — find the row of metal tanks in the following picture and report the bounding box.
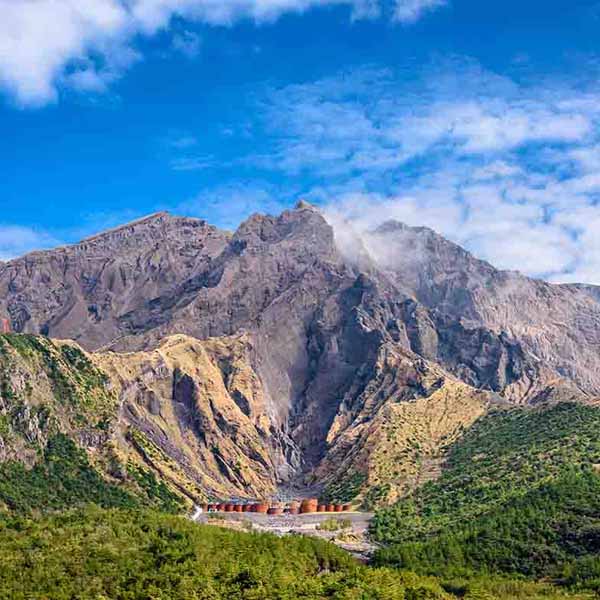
[201,498,352,516]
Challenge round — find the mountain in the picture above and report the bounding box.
[1,204,599,506]
[0,212,230,350]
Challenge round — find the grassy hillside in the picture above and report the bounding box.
[313,343,491,509]
[371,403,600,589]
[94,333,280,501]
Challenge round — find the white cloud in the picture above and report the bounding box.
[394,0,446,23]
[0,225,61,260]
[568,145,600,174]
[322,182,582,282]
[170,155,217,170]
[254,62,600,284]
[0,0,441,107]
[0,0,128,105]
[434,102,590,152]
[257,65,595,178]
[470,161,523,181]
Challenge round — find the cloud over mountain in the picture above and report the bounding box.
[250,61,600,283]
[0,225,60,261]
[0,0,444,106]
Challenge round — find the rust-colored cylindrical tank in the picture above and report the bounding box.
[268,507,283,515]
[255,503,269,514]
[317,504,326,513]
[300,498,318,514]
[334,504,343,512]
[215,503,224,511]
[326,504,335,512]
[225,503,234,512]
[343,504,352,512]
[234,504,243,513]
[242,504,250,513]
[208,504,216,511]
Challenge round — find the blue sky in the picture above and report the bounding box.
[2,0,600,282]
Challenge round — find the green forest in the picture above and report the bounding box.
[0,506,595,600]
[371,403,600,593]
[0,433,183,514]
[0,506,453,600]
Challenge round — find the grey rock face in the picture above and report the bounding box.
[0,212,229,350]
[1,206,599,482]
[364,221,600,399]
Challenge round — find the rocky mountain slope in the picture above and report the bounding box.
[95,334,278,500]
[362,221,600,401]
[0,332,283,507]
[0,213,230,350]
[1,204,599,505]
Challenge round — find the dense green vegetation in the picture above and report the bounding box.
[374,469,600,584]
[0,506,455,600]
[0,506,593,600]
[321,472,366,504]
[0,434,183,514]
[316,517,352,532]
[371,403,600,591]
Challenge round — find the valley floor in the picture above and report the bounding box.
[192,510,378,561]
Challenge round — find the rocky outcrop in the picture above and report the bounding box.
[0,333,280,504]
[364,221,600,399]
[0,334,117,466]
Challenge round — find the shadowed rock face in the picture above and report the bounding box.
[2,205,600,499]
